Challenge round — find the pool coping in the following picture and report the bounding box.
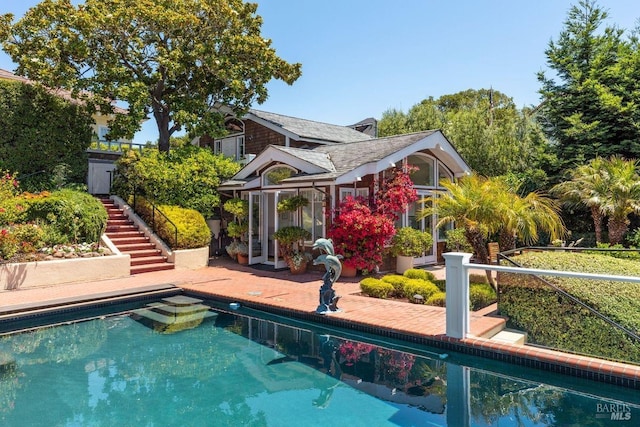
[183,288,640,390]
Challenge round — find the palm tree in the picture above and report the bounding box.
[551,157,609,243]
[599,156,640,244]
[498,187,565,251]
[552,156,640,245]
[422,174,565,289]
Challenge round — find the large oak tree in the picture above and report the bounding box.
[0,0,301,152]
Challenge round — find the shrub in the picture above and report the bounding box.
[360,278,394,299]
[390,227,432,257]
[426,292,446,307]
[381,274,408,297]
[433,279,447,292]
[469,273,489,284]
[25,189,107,243]
[403,268,436,282]
[469,283,497,310]
[0,223,46,260]
[112,145,240,219]
[135,197,210,249]
[403,279,440,303]
[445,227,473,253]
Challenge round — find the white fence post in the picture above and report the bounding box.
[443,252,472,339]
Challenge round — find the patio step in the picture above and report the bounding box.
[99,198,174,274]
[489,328,528,346]
[131,295,218,333]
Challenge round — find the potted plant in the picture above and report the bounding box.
[390,227,433,273]
[287,250,313,274]
[272,226,311,272]
[223,198,249,262]
[277,195,309,213]
[235,241,249,265]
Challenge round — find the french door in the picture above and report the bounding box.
[407,192,437,265]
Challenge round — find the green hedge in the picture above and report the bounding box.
[0,80,93,188]
[403,279,440,304]
[499,251,640,363]
[469,283,496,311]
[381,274,408,297]
[360,278,394,299]
[135,197,210,249]
[403,268,436,282]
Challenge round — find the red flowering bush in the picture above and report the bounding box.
[328,196,394,272]
[339,341,375,366]
[327,167,418,273]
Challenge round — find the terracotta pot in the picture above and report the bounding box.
[341,265,357,278]
[289,262,308,275]
[237,253,249,265]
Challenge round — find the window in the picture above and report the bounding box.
[98,126,110,141]
[407,155,435,187]
[438,161,453,185]
[301,189,325,242]
[263,166,295,186]
[237,136,245,159]
[214,140,221,154]
[339,187,369,201]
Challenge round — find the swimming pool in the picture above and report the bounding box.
[0,295,637,426]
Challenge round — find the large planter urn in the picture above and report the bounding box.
[396,255,414,274]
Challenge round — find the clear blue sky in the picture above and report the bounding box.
[1,0,639,144]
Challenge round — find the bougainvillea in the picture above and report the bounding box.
[374,165,418,221]
[328,166,418,273]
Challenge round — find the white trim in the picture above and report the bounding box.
[233,146,331,180]
[334,131,469,184]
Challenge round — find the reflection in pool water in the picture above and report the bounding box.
[0,299,637,426]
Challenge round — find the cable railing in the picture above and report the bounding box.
[498,247,640,344]
[443,251,640,365]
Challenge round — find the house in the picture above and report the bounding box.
[0,68,142,195]
[215,110,470,270]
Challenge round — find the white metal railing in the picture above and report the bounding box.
[88,139,148,153]
[443,252,640,339]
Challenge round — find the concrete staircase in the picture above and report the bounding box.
[100,198,175,274]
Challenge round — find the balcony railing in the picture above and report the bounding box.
[88,139,150,153]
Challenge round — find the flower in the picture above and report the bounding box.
[288,250,312,269]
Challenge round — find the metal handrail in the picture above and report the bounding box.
[133,191,179,249]
[495,248,640,344]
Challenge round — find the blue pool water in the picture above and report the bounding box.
[0,296,637,426]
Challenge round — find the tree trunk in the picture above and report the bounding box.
[464,227,496,289]
[607,217,629,245]
[498,229,516,252]
[591,206,603,243]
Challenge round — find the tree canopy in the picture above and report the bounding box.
[537,0,640,170]
[378,89,553,186]
[0,0,302,152]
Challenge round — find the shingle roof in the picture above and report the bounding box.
[272,146,336,172]
[314,130,437,174]
[249,109,373,144]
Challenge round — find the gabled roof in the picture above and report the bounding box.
[221,129,470,189]
[0,68,128,115]
[248,109,373,144]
